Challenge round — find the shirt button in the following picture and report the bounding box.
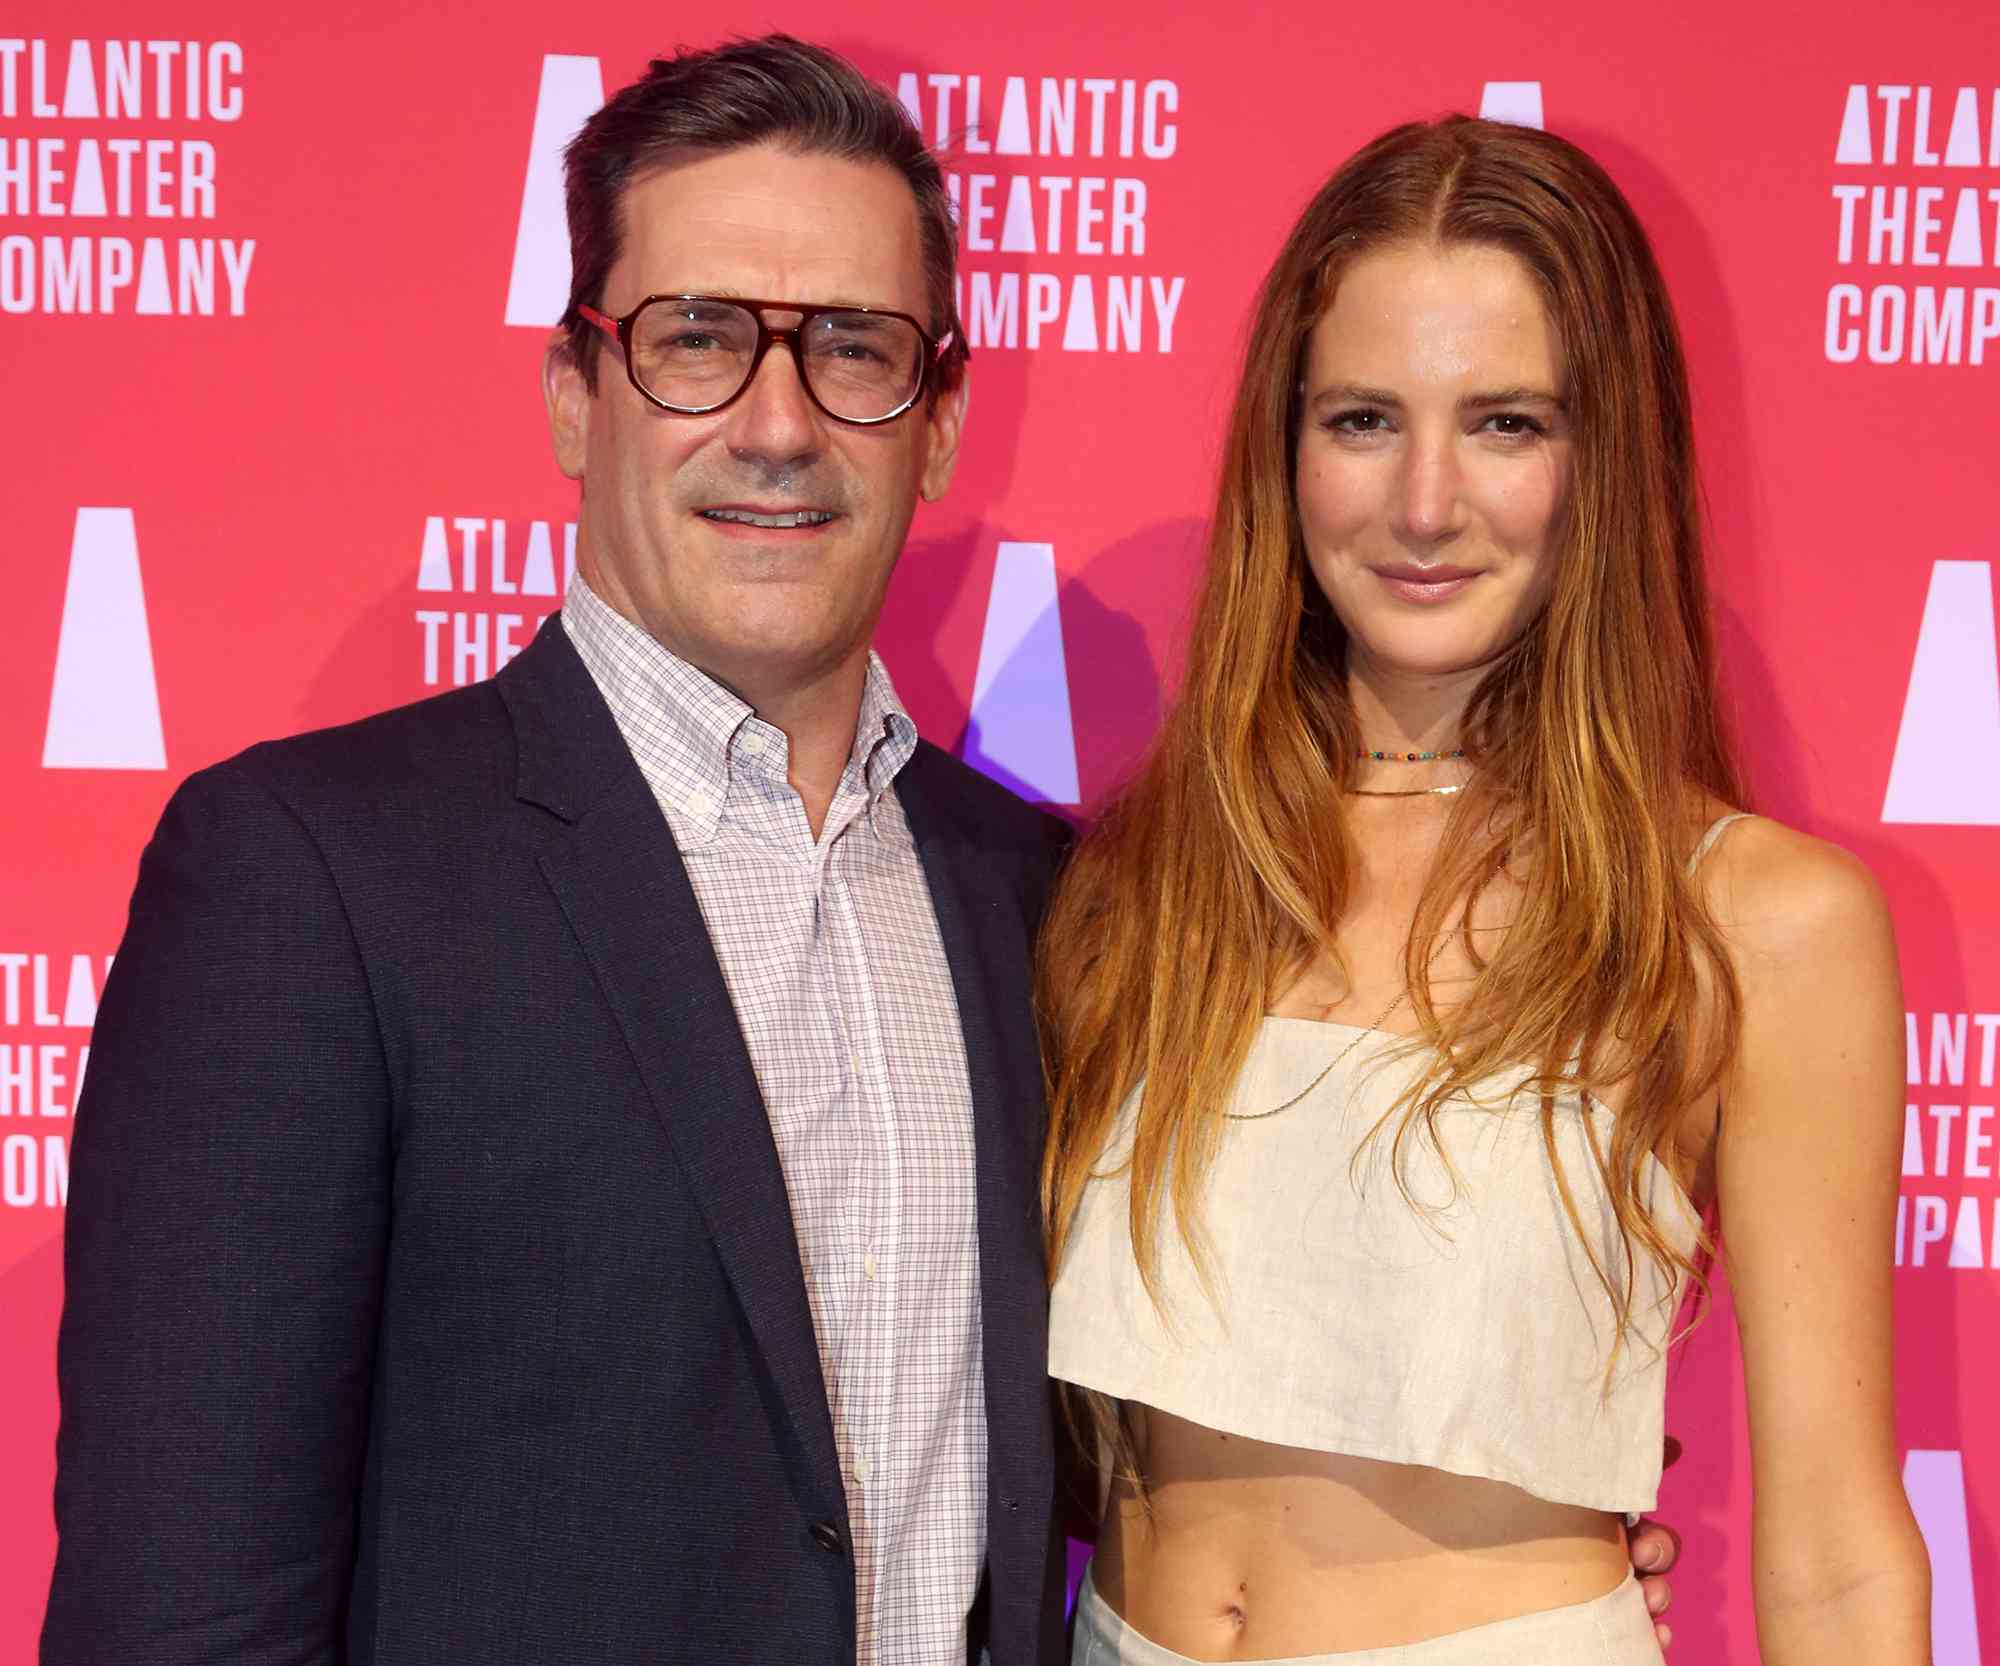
[847,1049,862,1076]
[863,1249,878,1280]
[684,789,717,819]
[740,730,768,757]
[852,1457,871,1484]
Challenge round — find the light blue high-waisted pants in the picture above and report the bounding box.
[1071,1567,1665,1666]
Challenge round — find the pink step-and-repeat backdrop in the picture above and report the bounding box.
[3,2,1997,1658]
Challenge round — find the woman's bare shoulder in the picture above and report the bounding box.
[1692,808,1894,965]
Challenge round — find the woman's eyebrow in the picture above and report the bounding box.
[1309,383,1402,407]
[1306,383,1567,410]
[1460,386,1566,410]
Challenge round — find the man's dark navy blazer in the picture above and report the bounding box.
[44,619,1072,1666]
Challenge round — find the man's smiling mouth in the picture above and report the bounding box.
[699,508,837,528]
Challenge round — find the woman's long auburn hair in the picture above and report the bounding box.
[1038,117,1746,1464]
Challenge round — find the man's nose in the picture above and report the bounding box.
[1395,430,1462,545]
[722,334,825,470]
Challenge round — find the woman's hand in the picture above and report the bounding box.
[1629,1435,1685,1648]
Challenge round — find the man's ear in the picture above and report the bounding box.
[543,333,591,480]
[918,373,969,503]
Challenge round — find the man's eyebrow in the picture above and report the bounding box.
[685,289,902,316]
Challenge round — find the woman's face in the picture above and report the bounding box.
[1294,240,1574,685]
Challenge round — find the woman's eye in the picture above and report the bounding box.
[1329,408,1387,433]
[1485,412,1544,437]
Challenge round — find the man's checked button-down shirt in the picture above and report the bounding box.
[563,577,985,1666]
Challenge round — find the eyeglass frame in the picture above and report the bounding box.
[577,293,956,426]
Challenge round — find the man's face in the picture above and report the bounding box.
[545,143,965,701]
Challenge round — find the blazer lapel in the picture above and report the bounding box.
[897,747,1056,1658]
[497,623,845,1517]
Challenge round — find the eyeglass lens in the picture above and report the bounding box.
[628,299,925,421]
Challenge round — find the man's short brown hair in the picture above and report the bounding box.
[558,35,967,398]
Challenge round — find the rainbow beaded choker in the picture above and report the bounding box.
[1357,747,1466,763]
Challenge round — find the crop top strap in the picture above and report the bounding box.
[1686,811,1754,877]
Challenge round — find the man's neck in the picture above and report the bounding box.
[572,565,876,842]
[719,651,871,841]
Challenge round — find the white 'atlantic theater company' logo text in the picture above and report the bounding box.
[412,514,572,689]
[1825,83,2000,366]
[0,952,104,1210]
[0,37,256,317]
[1900,1011,2000,1272]
[897,72,1186,354]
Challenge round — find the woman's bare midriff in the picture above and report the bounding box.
[1093,1403,1631,1661]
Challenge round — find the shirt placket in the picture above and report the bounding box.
[819,805,900,1666]
[736,753,872,1540]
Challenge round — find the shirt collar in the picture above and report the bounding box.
[854,653,919,806]
[562,574,919,843]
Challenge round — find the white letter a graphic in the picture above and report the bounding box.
[504,55,606,328]
[44,507,167,771]
[1903,1450,1983,1664]
[1882,561,2000,825]
[1479,82,1544,129]
[965,541,1080,804]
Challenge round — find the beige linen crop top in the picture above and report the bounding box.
[1047,815,1747,1516]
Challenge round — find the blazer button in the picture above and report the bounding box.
[810,1520,847,1555]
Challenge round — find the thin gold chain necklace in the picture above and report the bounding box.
[1346,781,1467,798]
[1228,930,1457,1122]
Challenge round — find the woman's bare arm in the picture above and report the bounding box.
[1707,819,1931,1665]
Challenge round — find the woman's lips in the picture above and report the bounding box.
[1372,565,1481,605]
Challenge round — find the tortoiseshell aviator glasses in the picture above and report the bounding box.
[577,294,954,426]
